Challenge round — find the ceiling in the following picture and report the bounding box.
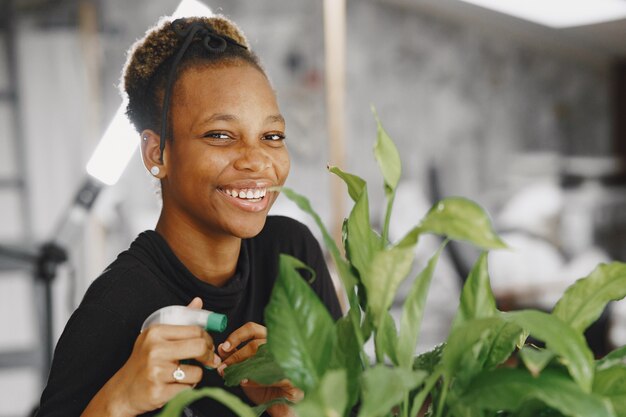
[381,0,626,71]
[8,0,626,70]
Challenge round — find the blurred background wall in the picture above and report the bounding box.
[0,0,625,415]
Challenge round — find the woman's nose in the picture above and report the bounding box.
[233,145,272,172]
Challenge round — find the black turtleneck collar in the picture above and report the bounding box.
[126,230,250,314]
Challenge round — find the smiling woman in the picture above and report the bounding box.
[155,65,290,247]
[35,14,341,417]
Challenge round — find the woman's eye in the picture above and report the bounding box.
[263,133,286,142]
[204,132,231,140]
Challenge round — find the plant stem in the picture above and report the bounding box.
[349,308,370,369]
[381,190,396,247]
[410,369,443,417]
[374,329,384,363]
[402,393,409,417]
[434,379,449,417]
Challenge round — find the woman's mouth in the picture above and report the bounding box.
[220,187,268,202]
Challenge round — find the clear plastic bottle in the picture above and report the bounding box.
[141,305,227,333]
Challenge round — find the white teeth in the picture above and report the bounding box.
[224,187,267,200]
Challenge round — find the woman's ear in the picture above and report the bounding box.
[140,130,166,178]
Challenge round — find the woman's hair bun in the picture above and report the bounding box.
[121,14,261,134]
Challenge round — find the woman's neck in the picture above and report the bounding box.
[155,213,242,288]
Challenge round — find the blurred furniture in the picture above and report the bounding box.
[427,161,616,357]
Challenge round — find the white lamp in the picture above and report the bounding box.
[85,102,137,186]
[85,0,213,186]
[172,0,213,19]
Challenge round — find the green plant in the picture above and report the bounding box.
[158,114,626,417]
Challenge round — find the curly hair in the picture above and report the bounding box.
[121,15,263,136]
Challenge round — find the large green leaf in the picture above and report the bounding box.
[374,310,399,365]
[593,365,626,417]
[373,109,401,195]
[362,245,415,329]
[223,344,286,387]
[329,166,366,203]
[397,244,444,368]
[418,197,506,250]
[265,254,336,392]
[395,225,421,248]
[553,262,626,333]
[480,321,523,370]
[294,370,348,417]
[328,165,380,275]
[441,317,507,379]
[330,315,363,410]
[344,186,381,278]
[457,368,615,417]
[372,111,402,245]
[502,310,594,392]
[156,388,255,417]
[452,252,498,328]
[358,365,426,417]
[442,317,520,388]
[333,178,379,351]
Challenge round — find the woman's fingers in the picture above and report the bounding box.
[142,324,220,366]
[159,337,215,362]
[196,330,222,368]
[218,322,266,359]
[187,297,203,309]
[241,378,296,389]
[221,338,264,367]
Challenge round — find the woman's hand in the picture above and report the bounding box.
[217,322,303,417]
[82,297,221,417]
[240,379,303,417]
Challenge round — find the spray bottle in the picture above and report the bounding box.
[141,305,228,333]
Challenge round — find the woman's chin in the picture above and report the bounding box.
[228,216,268,239]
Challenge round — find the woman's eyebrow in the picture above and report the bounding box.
[202,113,239,123]
[197,114,284,125]
[266,114,285,124]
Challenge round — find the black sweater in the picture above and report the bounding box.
[36,216,342,417]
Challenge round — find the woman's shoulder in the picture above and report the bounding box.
[78,251,171,330]
[82,260,147,303]
[82,231,173,303]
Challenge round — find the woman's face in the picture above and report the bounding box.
[160,62,290,239]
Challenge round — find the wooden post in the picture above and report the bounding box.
[614,59,626,162]
[323,0,347,246]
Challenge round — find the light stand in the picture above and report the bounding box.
[0,178,103,375]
